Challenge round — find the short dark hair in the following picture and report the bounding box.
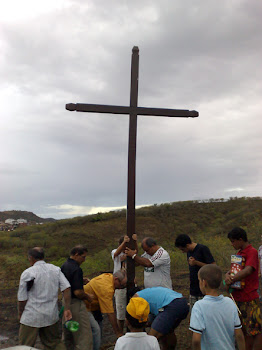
[70,245,88,256]
[28,247,44,260]
[199,264,222,289]
[126,310,147,329]
[144,237,157,247]
[175,234,192,248]
[227,227,247,242]
[118,236,124,245]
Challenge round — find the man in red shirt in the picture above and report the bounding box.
[225,227,262,350]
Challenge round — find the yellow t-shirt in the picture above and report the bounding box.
[84,273,115,313]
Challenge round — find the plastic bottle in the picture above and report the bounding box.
[64,320,79,332]
[59,306,64,319]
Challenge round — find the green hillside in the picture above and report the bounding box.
[0,196,262,284]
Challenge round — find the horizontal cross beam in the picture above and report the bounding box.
[66,103,199,118]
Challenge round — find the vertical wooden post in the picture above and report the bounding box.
[126,46,139,289]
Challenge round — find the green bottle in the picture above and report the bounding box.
[64,320,79,332]
[59,306,64,319]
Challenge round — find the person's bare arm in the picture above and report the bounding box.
[74,289,94,302]
[107,312,123,338]
[120,254,127,262]
[225,266,253,285]
[192,332,201,350]
[188,257,216,267]
[18,300,27,320]
[133,254,153,267]
[125,247,153,267]
[62,287,72,321]
[114,236,130,258]
[235,328,245,350]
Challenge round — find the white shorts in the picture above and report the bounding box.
[114,288,127,321]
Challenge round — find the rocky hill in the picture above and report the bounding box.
[0,210,55,223]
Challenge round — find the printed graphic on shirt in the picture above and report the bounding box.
[144,267,154,273]
[151,248,164,262]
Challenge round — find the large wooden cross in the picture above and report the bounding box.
[66,46,199,289]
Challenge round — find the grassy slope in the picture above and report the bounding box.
[0,196,262,348]
[0,196,262,284]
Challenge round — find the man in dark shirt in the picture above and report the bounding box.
[61,245,93,350]
[175,234,215,310]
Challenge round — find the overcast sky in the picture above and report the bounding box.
[0,0,261,219]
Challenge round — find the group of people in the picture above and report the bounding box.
[17,226,262,350]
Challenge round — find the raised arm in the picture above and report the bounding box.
[113,236,130,258]
[125,247,153,267]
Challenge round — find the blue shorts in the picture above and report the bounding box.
[151,297,189,335]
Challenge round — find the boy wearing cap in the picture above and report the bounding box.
[114,297,160,350]
[133,287,189,350]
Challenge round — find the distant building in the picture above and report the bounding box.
[17,218,27,224]
[5,218,16,225]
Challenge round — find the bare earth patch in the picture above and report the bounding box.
[0,271,193,349]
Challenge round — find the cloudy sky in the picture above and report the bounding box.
[0,0,261,219]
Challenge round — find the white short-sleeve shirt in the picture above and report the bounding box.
[142,247,172,289]
[111,249,126,273]
[114,332,160,350]
[18,260,70,327]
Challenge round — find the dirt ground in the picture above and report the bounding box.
[0,272,194,350]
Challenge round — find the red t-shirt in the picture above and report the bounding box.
[232,244,259,302]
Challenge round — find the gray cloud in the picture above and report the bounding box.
[0,0,261,219]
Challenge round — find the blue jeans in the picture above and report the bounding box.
[88,312,102,350]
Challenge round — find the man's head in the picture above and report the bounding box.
[126,297,149,329]
[141,237,158,256]
[70,245,88,265]
[227,227,247,250]
[28,247,44,266]
[175,234,192,253]
[198,264,222,294]
[113,269,127,289]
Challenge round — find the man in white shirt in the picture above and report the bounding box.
[125,237,172,289]
[18,247,72,350]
